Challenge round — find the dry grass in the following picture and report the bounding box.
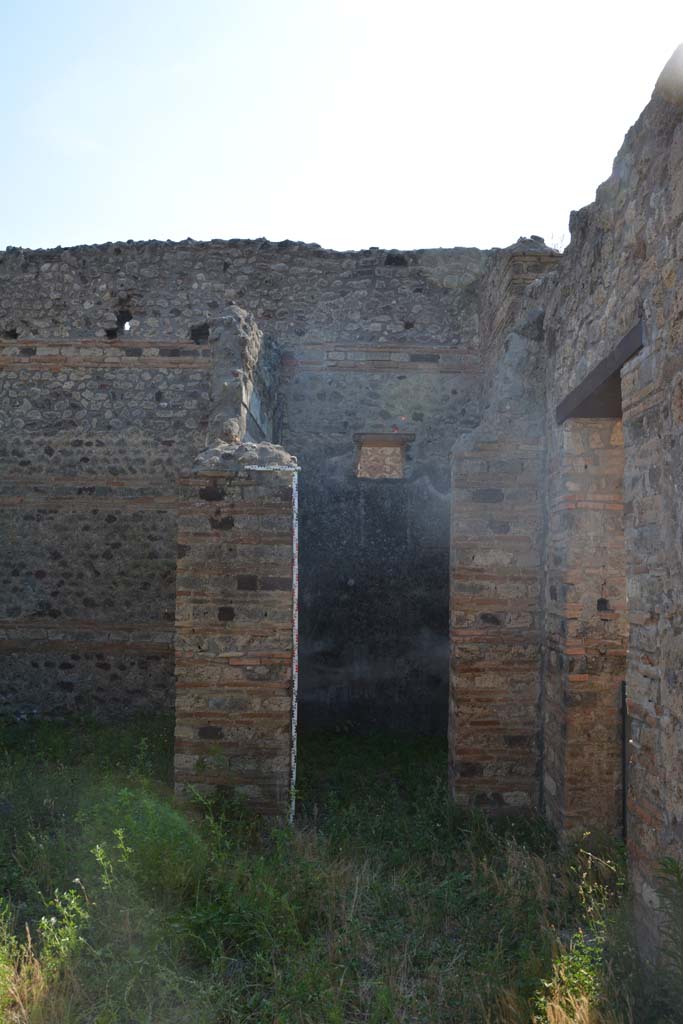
[0,719,670,1023]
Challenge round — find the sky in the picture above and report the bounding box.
[0,0,681,253]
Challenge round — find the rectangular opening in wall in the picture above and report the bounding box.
[297,425,450,739]
[547,325,648,837]
[546,384,629,836]
[354,432,415,479]
[555,320,642,424]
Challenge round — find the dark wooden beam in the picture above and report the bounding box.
[556,320,643,424]
[353,432,416,447]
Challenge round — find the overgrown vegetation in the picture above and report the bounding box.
[0,718,676,1023]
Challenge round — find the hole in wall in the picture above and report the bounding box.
[557,384,628,837]
[105,308,133,340]
[3,328,18,339]
[190,322,210,343]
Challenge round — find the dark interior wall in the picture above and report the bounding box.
[275,249,487,732]
[298,475,449,734]
[286,366,482,733]
[0,240,488,726]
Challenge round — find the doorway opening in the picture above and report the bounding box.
[546,324,642,837]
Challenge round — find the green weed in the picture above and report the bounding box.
[0,717,666,1023]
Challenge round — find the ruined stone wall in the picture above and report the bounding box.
[0,254,278,719]
[542,47,683,946]
[0,239,487,726]
[0,334,209,716]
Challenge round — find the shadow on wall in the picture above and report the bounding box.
[299,625,449,735]
[297,460,451,736]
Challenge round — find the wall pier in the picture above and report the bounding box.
[450,431,545,809]
[449,243,561,811]
[173,441,298,818]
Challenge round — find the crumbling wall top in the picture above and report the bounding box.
[192,440,298,473]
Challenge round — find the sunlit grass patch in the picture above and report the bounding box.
[0,718,672,1023]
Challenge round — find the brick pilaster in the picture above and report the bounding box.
[543,418,627,836]
[174,441,298,817]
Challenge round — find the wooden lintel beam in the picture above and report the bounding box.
[556,320,643,424]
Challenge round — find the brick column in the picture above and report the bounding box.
[450,433,545,810]
[543,418,627,836]
[449,247,560,813]
[174,441,298,818]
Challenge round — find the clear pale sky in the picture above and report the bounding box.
[1,0,680,253]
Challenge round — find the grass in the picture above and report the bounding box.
[0,716,674,1023]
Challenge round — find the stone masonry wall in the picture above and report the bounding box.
[0,239,488,728]
[0,298,276,717]
[448,46,683,948]
[0,336,208,716]
[542,46,683,946]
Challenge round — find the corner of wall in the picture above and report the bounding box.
[448,240,560,812]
